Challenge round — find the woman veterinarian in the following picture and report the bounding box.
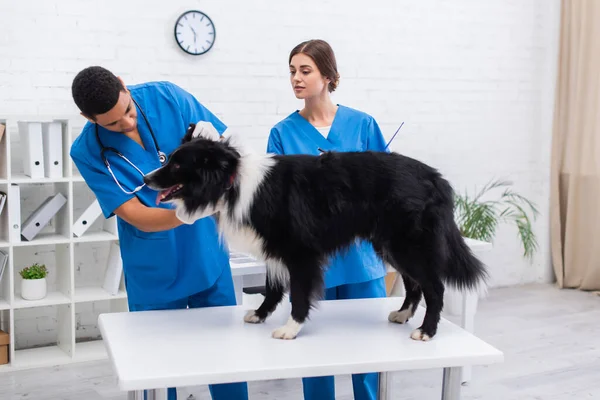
[266,39,389,400]
[69,66,248,400]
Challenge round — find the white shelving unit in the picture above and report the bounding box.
[0,118,127,372]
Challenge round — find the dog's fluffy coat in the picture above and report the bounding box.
[144,124,488,341]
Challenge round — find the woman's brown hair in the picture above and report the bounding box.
[289,39,340,92]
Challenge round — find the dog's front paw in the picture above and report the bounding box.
[388,309,413,324]
[243,310,264,323]
[410,328,432,341]
[271,317,303,340]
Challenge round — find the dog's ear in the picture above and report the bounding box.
[182,123,196,144]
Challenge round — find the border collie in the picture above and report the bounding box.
[143,124,487,341]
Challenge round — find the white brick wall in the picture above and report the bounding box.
[1,0,561,347]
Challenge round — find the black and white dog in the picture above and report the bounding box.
[143,123,487,341]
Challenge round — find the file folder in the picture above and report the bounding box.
[42,122,64,178]
[72,199,103,237]
[0,249,7,285]
[102,242,123,295]
[104,216,118,236]
[18,122,45,179]
[0,192,6,217]
[8,184,21,243]
[21,192,67,241]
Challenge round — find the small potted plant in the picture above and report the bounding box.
[443,178,540,318]
[19,263,49,300]
[454,178,539,260]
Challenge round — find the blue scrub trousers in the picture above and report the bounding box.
[128,266,249,400]
[302,277,387,400]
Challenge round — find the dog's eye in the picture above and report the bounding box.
[172,163,180,170]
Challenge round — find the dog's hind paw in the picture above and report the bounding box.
[410,328,431,341]
[243,310,263,324]
[272,326,298,340]
[271,317,303,340]
[388,309,413,324]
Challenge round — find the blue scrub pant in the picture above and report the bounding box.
[128,267,249,400]
[302,277,387,400]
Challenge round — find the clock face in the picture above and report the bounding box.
[174,11,216,56]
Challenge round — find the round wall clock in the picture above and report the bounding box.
[174,10,216,56]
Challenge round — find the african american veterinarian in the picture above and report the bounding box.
[266,39,389,400]
[69,66,249,400]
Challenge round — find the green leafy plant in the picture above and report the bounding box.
[454,179,539,261]
[19,263,49,280]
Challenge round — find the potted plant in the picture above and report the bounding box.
[19,263,49,300]
[454,178,539,261]
[441,179,540,318]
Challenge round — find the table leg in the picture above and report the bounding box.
[441,367,462,400]
[460,291,479,384]
[127,391,143,400]
[127,389,158,400]
[378,371,393,400]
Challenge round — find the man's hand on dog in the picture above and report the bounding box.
[191,121,221,141]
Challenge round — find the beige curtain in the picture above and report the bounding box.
[551,0,600,291]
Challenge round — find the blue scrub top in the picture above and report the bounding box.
[70,81,231,305]
[267,105,388,289]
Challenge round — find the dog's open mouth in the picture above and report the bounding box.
[156,184,184,204]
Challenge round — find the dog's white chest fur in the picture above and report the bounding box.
[216,151,290,287]
[220,221,289,288]
[218,151,276,259]
[221,222,265,258]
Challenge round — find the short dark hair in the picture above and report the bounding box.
[289,39,340,92]
[71,66,125,119]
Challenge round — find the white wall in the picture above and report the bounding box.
[1,0,561,346]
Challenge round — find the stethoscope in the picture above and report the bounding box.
[95,97,167,194]
[317,122,404,154]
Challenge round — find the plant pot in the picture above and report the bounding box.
[444,286,464,316]
[21,278,47,300]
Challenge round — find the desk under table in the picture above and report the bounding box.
[98,297,503,400]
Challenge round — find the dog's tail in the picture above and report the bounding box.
[442,224,489,293]
[431,177,489,294]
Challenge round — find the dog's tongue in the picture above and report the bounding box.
[155,187,175,205]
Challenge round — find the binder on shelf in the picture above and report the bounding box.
[17,122,45,179]
[42,122,64,178]
[102,242,123,295]
[8,184,21,243]
[104,216,118,236]
[0,191,6,217]
[72,199,103,237]
[21,192,67,241]
[0,249,7,285]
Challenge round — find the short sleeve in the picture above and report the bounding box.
[71,150,134,219]
[166,82,227,135]
[366,117,389,152]
[266,127,284,155]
